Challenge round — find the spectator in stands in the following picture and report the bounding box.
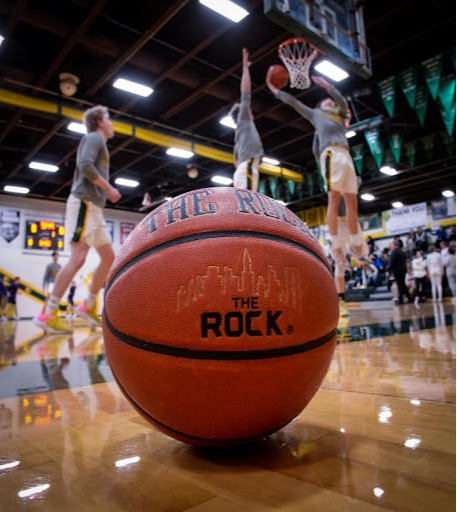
[412,250,427,305]
[444,244,456,302]
[366,236,377,254]
[415,226,429,252]
[386,240,411,305]
[426,245,444,302]
[448,225,456,242]
[405,260,416,299]
[405,231,416,256]
[393,235,404,249]
[434,224,449,247]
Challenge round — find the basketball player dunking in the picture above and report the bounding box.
[34,105,121,334]
[266,73,367,266]
[230,48,264,192]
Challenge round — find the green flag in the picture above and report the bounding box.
[420,134,435,161]
[438,76,456,113]
[350,143,364,175]
[307,173,314,196]
[378,76,396,117]
[440,101,456,135]
[404,140,417,167]
[364,129,384,168]
[414,86,429,126]
[387,131,403,163]
[269,176,279,199]
[398,66,418,109]
[439,131,455,156]
[421,54,442,99]
[258,180,267,195]
[286,180,295,201]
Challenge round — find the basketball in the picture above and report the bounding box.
[268,64,289,89]
[103,187,339,446]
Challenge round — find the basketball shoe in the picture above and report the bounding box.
[33,309,72,334]
[76,300,101,327]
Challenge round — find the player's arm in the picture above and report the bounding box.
[239,48,252,119]
[311,76,348,116]
[78,134,121,203]
[274,89,314,122]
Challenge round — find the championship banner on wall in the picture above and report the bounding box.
[382,202,427,235]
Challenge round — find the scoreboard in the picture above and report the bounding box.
[25,220,65,251]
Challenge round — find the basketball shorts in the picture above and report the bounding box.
[65,194,111,249]
[233,157,260,192]
[320,146,358,194]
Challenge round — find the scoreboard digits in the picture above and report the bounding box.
[25,220,65,251]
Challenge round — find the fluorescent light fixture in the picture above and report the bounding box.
[380,165,398,176]
[165,197,172,201]
[361,193,375,201]
[4,185,29,194]
[113,78,153,97]
[0,461,20,470]
[410,398,421,406]
[276,200,286,205]
[392,201,403,208]
[220,116,237,129]
[166,148,194,159]
[29,161,59,173]
[211,175,233,185]
[18,483,50,498]
[373,488,385,498]
[0,35,5,47]
[67,122,87,134]
[345,130,356,138]
[314,60,349,82]
[199,0,249,23]
[404,438,421,449]
[442,190,455,198]
[262,156,280,166]
[115,456,140,468]
[115,178,139,187]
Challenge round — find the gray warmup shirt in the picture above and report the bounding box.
[71,132,110,208]
[43,262,61,287]
[234,92,264,164]
[276,85,348,163]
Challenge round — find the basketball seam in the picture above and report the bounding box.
[103,311,336,360]
[112,368,298,444]
[106,230,332,294]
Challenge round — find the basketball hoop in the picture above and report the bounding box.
[278,37,320,89]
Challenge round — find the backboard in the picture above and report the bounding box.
[264,0,372,79]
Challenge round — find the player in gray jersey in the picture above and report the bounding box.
[230,48,264,191]
[42,251,61,293]
[34,105,121,334]
[266,72,366,266]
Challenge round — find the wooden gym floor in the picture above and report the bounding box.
[0,301,455,511]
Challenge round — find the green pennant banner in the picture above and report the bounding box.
[398,66,418,108]
[364,129,384,168]
[298,183,304,200]
[350,144,364,175]
[286,180,295,201]
[258,179,267,195]
[378,76,396,117]
[439,130,455,156]
[440,101,456,135]
[307,173,314,196]
[269,176,279,199]
[404,140,417,167]
[414,85,429,126]
[387,131,403,163]
[421,54,442,100]
[438,76,456,113]
[420,134,435,161]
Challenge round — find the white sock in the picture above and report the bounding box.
[86,292,97,309]
[45,295,61,315]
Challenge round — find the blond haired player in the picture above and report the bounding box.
[230,48,264,191]
[34,105,121,334]
[266,72,366,266]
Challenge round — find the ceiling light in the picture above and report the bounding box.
[219,116,237,129]
[166,148,194,159]
[314,60,349,82]
[115,178,139,187]
[361,193,375,201]
[18,484,50,498]
[4,185,29,194]
[113,78,153,97]
[29,161,59,172]
[199,0,249,23]
[380,165,398,176]
[276,200,286,205]
[345,130,356,138]
[211,176,233,185]
[115,456,140,468]
[392,201,403,208]
[442,190,455,198]
[0,35,4,47]
[67,122,87,134]
[262,156,280,166]
[404,438,421,449]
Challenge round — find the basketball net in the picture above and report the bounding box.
[278,37,319,89]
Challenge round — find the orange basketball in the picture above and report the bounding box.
[268,64,289,89]
[103,188,338,446]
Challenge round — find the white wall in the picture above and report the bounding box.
[0,194,144,318]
